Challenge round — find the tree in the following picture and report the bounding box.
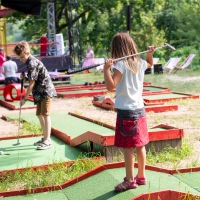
[4,0,161,57]
[154,0,178,44]
[155,0,200,49]
[171,1,200,49]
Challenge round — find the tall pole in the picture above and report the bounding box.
[47,1,57,56]
[67,0,82,68]
[126,5,131,34]
[0,18,7,54]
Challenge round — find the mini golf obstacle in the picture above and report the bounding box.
[69,112,184,160]
[3,83,26,101]
[92,96,179,113]
[53,81,115,98]
[142,85,171,95]
[4,111,184,161]
[91,85,183,113]
[143,81,151,86]
[55,82,107,92]
[143,92,199,103]
[55,82,153,98]
[0,84,36,110]
[22,82,108,100]
[92,86,199,113]
[57,88,116,98]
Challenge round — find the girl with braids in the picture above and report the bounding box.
[104,33,156,192]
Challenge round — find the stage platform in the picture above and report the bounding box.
[0,72,72,85]
[12,55,73,73]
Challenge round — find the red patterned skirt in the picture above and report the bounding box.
[114,108,149,148]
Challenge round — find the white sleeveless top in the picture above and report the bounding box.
[113,59,147,110]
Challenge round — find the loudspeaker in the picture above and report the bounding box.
[1,0,42,16]
[154,64,163,74]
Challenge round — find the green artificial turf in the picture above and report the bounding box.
[173,171,200,192]
[6,112,115,138]
[2,167,200,200]
[144,86,169,92]
[143,93,192,100]
[2,190,68,200]
[63,168,200,200]
[0,135,86,171]
[0,96,35,108]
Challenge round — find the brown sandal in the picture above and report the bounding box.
[115,177,138,192]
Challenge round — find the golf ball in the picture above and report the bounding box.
[0,151,4,155]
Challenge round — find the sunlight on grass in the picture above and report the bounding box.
[70,70,104,84]
[146,139,193,169]
[9,119,42,135]
[20,122,42,135]
[144,72,200,94]
[0,153,105,192]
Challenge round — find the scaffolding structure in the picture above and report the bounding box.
[47,1,57,55]
[67,0,82,68]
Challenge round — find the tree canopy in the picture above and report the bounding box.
[4,0,200,67]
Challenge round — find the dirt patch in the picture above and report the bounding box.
[165,75,200,82]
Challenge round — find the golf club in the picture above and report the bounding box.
[67,43,176,74]
[13,75,24,146]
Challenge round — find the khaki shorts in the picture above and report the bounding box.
[36,97,52,116]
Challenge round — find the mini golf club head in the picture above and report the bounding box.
[13,142,20,146]
[164,43,176,51]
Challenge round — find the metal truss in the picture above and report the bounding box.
[68,0,82,67]
[47,1,57,55]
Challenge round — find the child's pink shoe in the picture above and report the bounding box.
[115,177,138,192]
[134,175,147,185]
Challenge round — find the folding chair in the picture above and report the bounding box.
[163,57,181,73]
[94,58,105,74]
[173,54,196,73]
